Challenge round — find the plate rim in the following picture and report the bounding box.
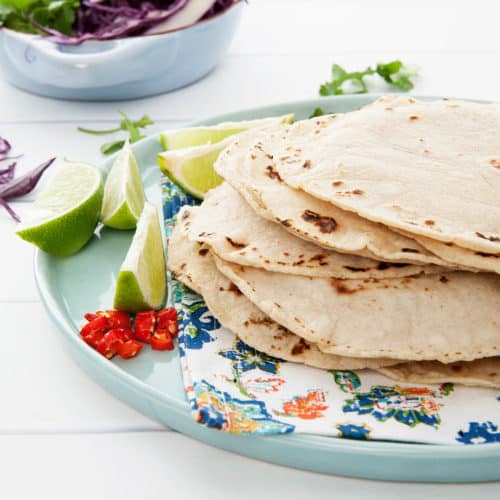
[34,93,500,465]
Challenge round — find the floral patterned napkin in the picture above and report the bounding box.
[162,178,500,445]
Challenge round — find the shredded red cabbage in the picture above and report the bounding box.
[0,136,55,223]
[0,137,11,156]
[0,163,16,184]
[33,0,238,45]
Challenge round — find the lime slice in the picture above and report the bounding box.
[16,162,103,257]
[113,201,166,312]
[101,142,145,230]
[159,113,294,150]
[158,137,233,199]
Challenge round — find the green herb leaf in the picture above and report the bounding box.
[118,111,143,143]
[1,0,79,35]
[308,107,325,118]
[376,61,418,91]
[100,140,125,156]
[78,111,154,154]
[319,60,418,96]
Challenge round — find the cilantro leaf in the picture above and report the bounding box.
[308,107,325,118]
[1,0,79,35]
[78,111,154,155]
[319,60,418,96]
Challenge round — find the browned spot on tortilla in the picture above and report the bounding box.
[418,138,425,143]
[476,231,500,242]
[402,248,420,253]
[279,156,290,161]
[425,220,435,226]
[309,254,327,262]
[455,352,462,356]
[302,160,312,169]
[409,115,419,120]
[408,98,416,103]
[180,263,186,270]
[274,302,282,309]
[266,153,273,159]
[314,129,320,134]
[293,317,302,323]
[293,260,305,266]
[249,316,274,327]
[488,373,497,378]
[333,181,343,187]
[445,242,454,247]
[181,210,190,220]
[277,261,286,265]
[225,236,247,249]
[243,320,249,327]
[291,338,311,356]
[266,165,282,182]
[377,262,410,270]
[450,365,462,373]
[286,146,293,151]
[385,107,393,111]
[489,159,500,168]
[439,276,449,283]
[353,189,364,195]
[302,209,337,233]
[283,252,290,257]
[475,251,499,258]
[227,282,242,295]
[198,248,209,256]
[250,153,257,160]
[343,265,369,272]
[264,259,270,264]
[423,149,431,154]
[330,279,359,295]
[198,232,206,237]
[281,219,292,227]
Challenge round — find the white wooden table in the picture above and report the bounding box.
[1,1,499,497]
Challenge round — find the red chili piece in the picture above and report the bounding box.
[134,311,156,343]
[80,316,109,348]
[118,340,144,359]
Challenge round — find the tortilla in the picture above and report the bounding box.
[167,210,399,370]
[214,127,452,267]
[401,230,500,275]
[214,256,500,363]
[271,96,500,255]
[185,183,443,279]
[377,358,500,389]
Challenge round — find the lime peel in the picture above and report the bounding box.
[16,162,103,257]
[113,201,167,312]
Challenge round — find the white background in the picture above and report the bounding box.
[1,0,499,498]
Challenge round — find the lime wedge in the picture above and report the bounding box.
[101,142,145,230]
[113,201,166,312]
[16,162,103,257]
[158,137,233,199]
[159,113,294,150]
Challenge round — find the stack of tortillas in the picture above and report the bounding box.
[168,96,500,389]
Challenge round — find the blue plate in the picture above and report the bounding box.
[35,95,500,482]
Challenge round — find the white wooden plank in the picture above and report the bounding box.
[0,432,499,500]
[231,0,500,55]
[1,50,500,123]
[0,302,164,433]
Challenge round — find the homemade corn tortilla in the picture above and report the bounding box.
[214,256,500,363]
[377,359,500,389]
[185,183,444,279]
[272,96,500,255]
[167,211,399,370]
[214,127,452,267]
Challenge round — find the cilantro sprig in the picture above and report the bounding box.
[0,0,79,35]
[77,112,154,155]
[319,61,418,96]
